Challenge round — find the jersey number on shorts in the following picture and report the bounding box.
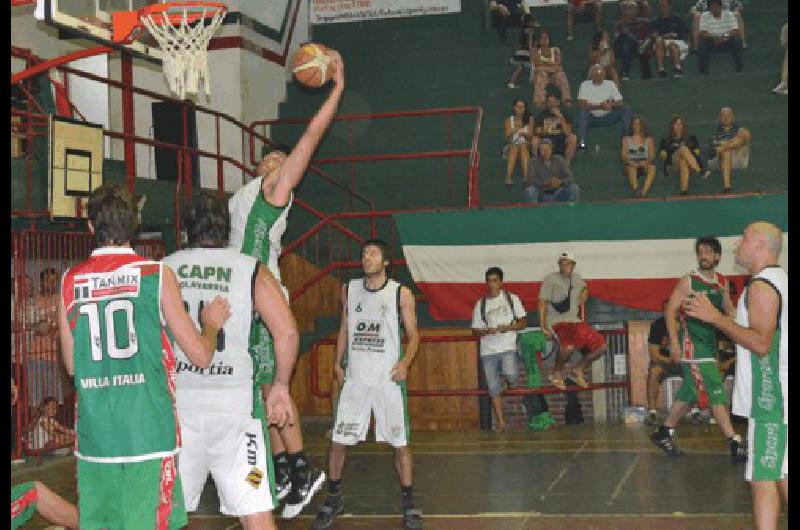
[78,300,138,361]
[183,300,225,352]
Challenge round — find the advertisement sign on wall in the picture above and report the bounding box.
[311,0,461,24]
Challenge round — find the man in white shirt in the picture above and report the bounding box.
[575,64,633,150]
[697,0,743,74]
[471,267,527,432]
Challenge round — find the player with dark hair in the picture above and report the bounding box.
[228,50,345,518]
[164,190,298,530]
[58,184,231,529]
[314,239,423,530]
[650,235,747,461]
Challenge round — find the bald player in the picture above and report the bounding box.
[686,222,786,530]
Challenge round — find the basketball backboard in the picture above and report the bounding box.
[37,0,164,61]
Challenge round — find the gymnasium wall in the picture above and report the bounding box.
[10,0,309,193]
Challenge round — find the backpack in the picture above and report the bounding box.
[480,290,519,326]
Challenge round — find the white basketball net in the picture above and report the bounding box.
[141,6,225,100]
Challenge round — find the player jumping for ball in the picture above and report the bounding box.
[164,191,298,530]
[650,236,747,462]
[228,48,345,518]
[313,239,423,530]
[685,223,787,530]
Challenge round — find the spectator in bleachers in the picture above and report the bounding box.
[697,0,743,74]
[773,22,788,94]
[471,267,527,433]
[503,98,533,187]
[532,30,572,109]
[27,267,63,414]
[658,115,707,195]
[576,64,633,150]
[650,0,690,78]
[490,0,523,46]
[524,139,580,204]
[587,29,621,90]
[645,301,683,426]
[566,0,603,43]
[613,0,654,81]
[507,14,536,89]
[621,115,656,198]
[25,396,75,454]
[532,91,578,166]
[706,106,751,193]
[690,0,745,51]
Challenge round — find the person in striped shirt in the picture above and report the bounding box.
[690,0,746,50]
[697,0,743,74]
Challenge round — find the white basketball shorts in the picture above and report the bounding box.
[177,412,275,516]
[332,379,409,448]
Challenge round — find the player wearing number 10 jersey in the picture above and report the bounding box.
[163,191,299,530]
[59,185,231,530]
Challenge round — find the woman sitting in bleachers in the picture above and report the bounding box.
[503,98,533,187]
[532,29,572,109]
[621,115,656,198]
[658,115,707,195]
[587,29,621,91]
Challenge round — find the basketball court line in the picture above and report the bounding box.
[539,440,587,501]
[190,512,758,520]
[606,454,640,506]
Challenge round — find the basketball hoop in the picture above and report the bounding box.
[114,2,227,99]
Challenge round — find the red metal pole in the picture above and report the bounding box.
[10,46,112,84]
[121,52,136,193]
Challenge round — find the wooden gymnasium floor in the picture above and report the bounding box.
[11,421,788,530]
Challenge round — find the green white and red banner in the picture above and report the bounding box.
[394,195,788,321]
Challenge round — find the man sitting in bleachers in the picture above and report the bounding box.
[532,91,578,166]
[576,64,633,150]
[524,139,579,204]
[706,106,751,193]
[697,0,743,74]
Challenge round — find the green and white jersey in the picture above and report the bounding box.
[62,247,178,463]
[162,247,260,414]
[228,175,292,293]
[346,278,404,384]
[679,269,726,362]
[733,266,787,423]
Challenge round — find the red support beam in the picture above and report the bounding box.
[121,52,136,193]
[10,46,112,84]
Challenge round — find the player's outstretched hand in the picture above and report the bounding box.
[334,363,345,388]
[266,383,295,429]
[326,49,345,88]
[200,296,231,329]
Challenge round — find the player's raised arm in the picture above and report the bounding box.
[268,50,346,206]
[161,265,230,369]
[253,263,299,427]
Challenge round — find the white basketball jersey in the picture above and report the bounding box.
[228,175,292,282]
[346,278,403,384]
[163,247,258,414]
[732,266,788,423]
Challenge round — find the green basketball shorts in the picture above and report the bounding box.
[77,456,187,530]
[11,482,37,530]
[250,320,275,386]
[676,361,727,407]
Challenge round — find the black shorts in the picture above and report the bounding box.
[649,360,682,379]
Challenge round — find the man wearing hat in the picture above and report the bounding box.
[575,64,633,150]
[524,137,580,204]
[537,252,607,389]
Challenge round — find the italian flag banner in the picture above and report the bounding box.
[394,195,788,321]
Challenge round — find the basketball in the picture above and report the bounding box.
[291,43,334,88]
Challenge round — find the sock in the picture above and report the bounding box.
[273,452,289,474]
[401,485,414,510]
[328,479,341,496]
[729,433,742,444]
[658,425,674,437]
[648,409,657,415]
[289,451,309,482]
